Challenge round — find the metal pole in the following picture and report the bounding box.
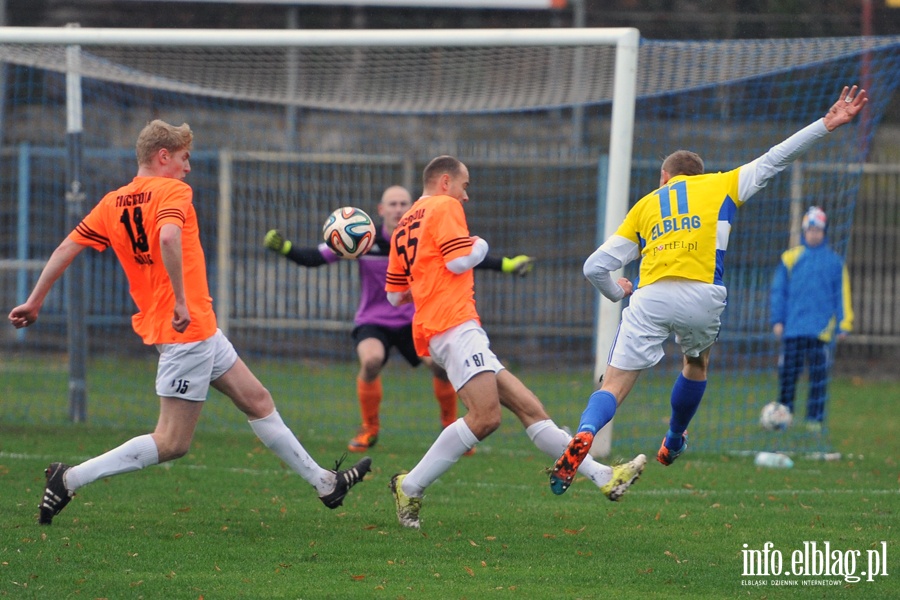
[859,0,873,157]
[217,150,233,336]
[65,24,87,422]
[0,0,7,154]
[570,0,586,148]
[285,6,299,151]
[16,143,30,342]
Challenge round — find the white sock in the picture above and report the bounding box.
[403,418,477,498]
[249,410,333,495]
[65,434,159,492]
[526,419,613,488]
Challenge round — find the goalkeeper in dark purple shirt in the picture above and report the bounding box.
[265,185,534,453]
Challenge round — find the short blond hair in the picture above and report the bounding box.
[135,120,193,167]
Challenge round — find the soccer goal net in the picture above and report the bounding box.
[1,27,899,458]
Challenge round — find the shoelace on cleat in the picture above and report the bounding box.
[332,452,349,472]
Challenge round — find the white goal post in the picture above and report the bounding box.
[1,26,638,444]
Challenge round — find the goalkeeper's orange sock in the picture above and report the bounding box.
[357,376,382,435]
[433,377,458,428]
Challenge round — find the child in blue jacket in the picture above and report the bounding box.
[769,206,853,429]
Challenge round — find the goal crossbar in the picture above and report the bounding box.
[0,26,638,48]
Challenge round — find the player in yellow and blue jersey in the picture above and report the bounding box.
[549,85,868,495]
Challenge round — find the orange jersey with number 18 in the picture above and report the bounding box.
[385,194,480,356]
[68,176,217,345]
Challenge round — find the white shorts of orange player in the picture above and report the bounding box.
[155,329,239,400]
[428,319,505,391]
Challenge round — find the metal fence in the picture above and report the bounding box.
[834,157,900,374]
[2,145,899,372]
[846,162,900,345]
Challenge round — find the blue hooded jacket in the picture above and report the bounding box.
[769,232,853,342]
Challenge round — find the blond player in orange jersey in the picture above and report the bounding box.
[384,155,647,529]
[9,120,370,526]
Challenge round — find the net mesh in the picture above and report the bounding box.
[2,33,899,458]
[1,43,620,112]
[2,36,894,111]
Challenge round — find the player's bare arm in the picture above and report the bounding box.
[8,238,85,329]
[159,223,191,333]
[823,85,867,132]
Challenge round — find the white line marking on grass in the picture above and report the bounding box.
[621,488,900,496]
[5,451,896,497]
[461,481,900,496]
[0,452,55,460]
[1,451,289,477]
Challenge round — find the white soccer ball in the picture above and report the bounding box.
[322,206,376,259]
[759,402,793,431]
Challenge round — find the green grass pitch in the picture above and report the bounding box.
[0,358,897,599]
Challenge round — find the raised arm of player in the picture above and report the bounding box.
[738,85,868,203]
[823,85,868,131]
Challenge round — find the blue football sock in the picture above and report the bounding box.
[577,390,617,435]
[664,429,686,452]
[665,374,706,448]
